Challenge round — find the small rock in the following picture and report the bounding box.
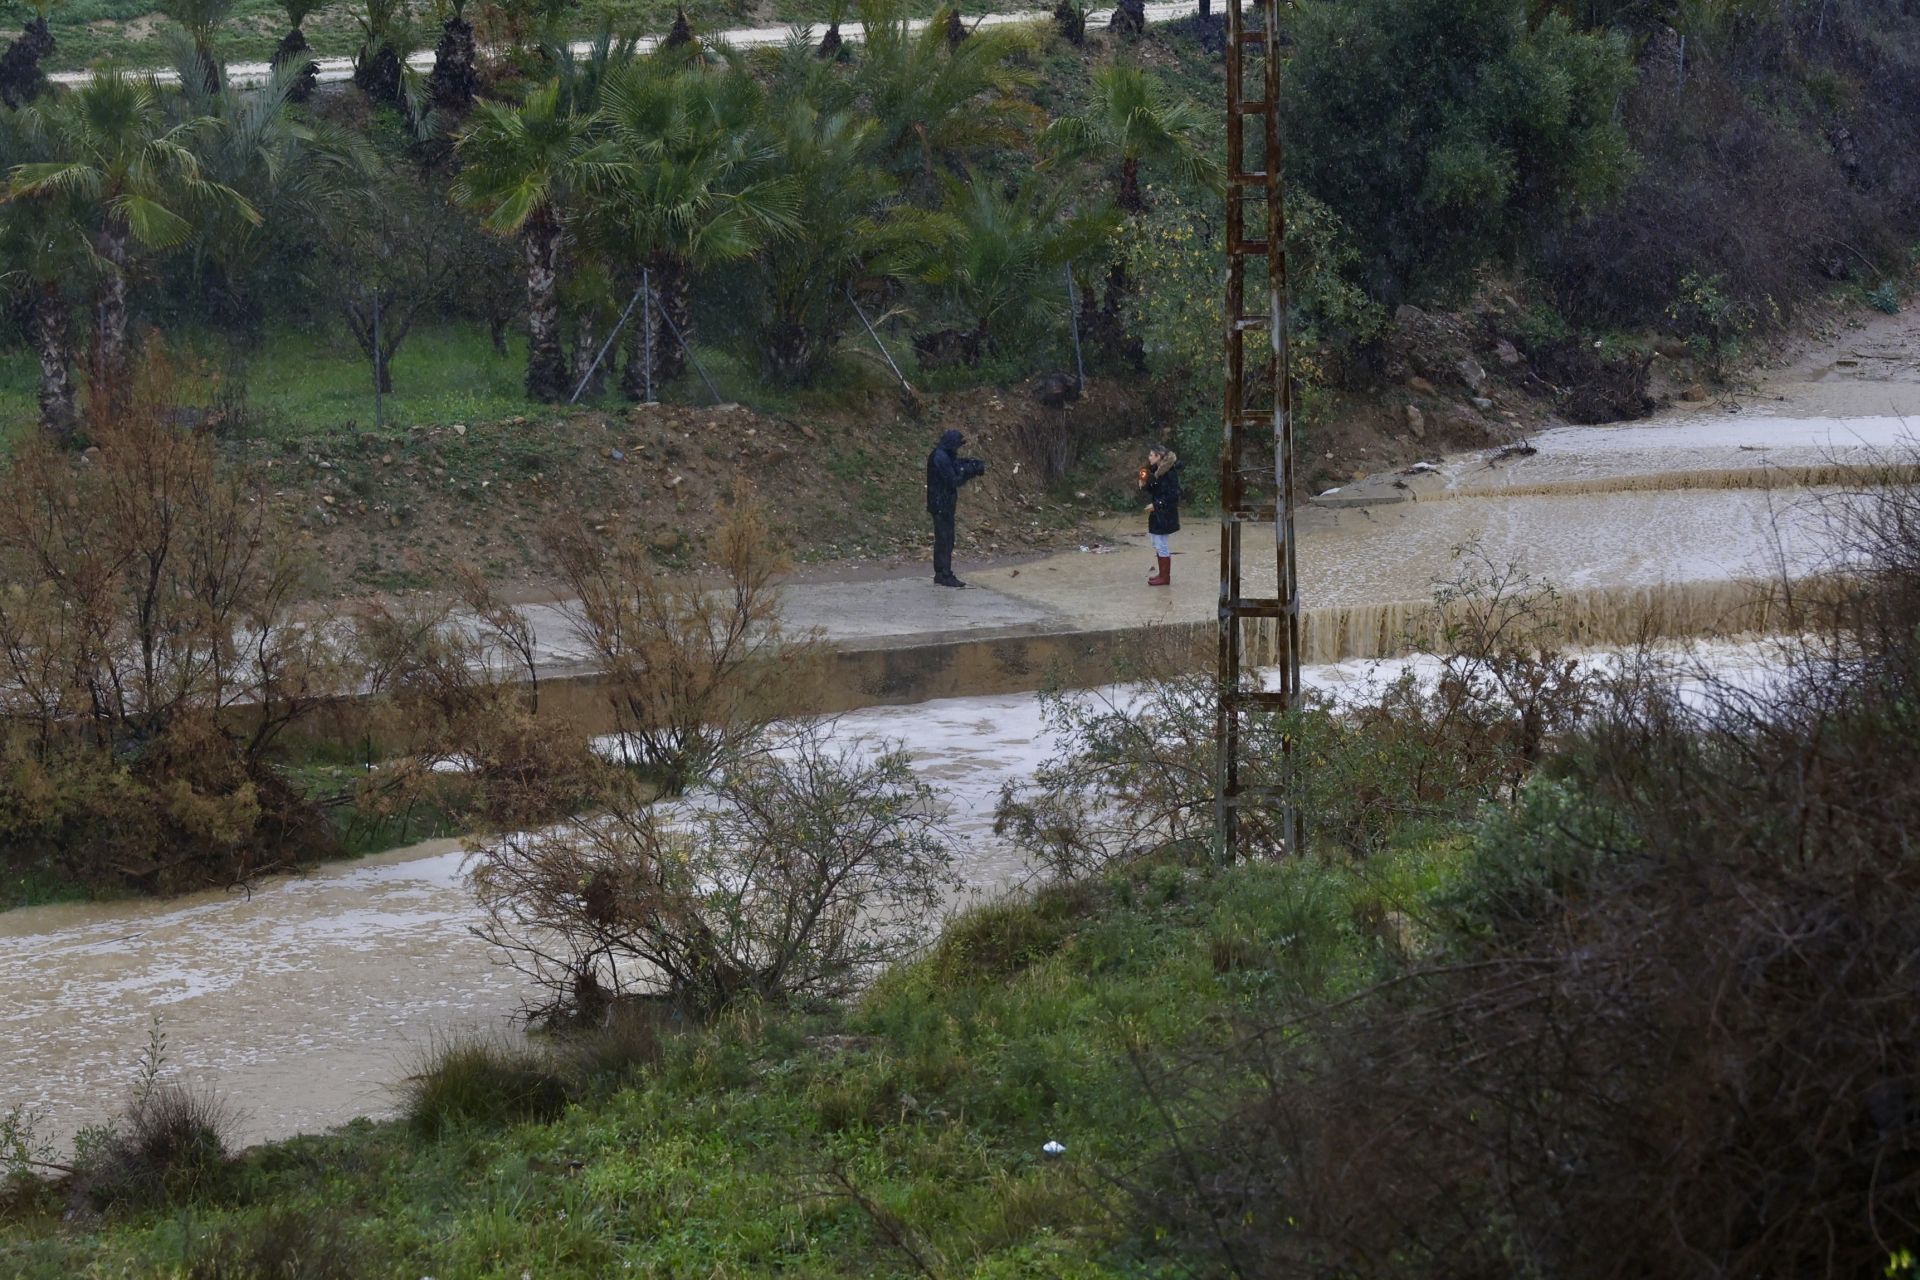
[1043,1140,1066,1158]
[668,474,685,489]
[1655,337,1689,359]
[452,423,467,437]
[1471,396,1494,411]
[1681,384,1709,402]
[1455,358,1488,393]
[1406,375,1437,396]
[380,453,394,465]
[1393,303,1426,326]
[1493,339,1522,367]
[608,447,625,462]
[1404,405,1426,439]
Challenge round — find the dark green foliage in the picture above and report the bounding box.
[1285,0,1635,302]
[79,1085,234,1210]
[922,879,1101,987]
[403,1039,571,1137]
[184,1207,370,1280]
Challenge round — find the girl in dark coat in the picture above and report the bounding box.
[1140,443,1181,586]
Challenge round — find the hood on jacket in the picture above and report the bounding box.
[1153,450,1180,478]
[937,429,965,452]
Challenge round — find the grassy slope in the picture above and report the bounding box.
[0,849,1446,1277]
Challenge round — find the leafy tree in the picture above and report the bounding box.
[1043,63,1217,213]
[1284,0,1634,302]
[452,81,611,402]
[7,72,258,403]
[311,171,472,394]
[902,171,1115,361]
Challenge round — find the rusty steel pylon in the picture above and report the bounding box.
[1216,0,1300,859]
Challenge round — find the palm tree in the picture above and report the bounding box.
[590,57,796,397]
[852,0,1041,186]
[451,80,610,402]
[0,0,60,109]
[353,0,410,108]
[174,60,370,332]
[1043,63,1218,213]
[902,172,1115,362]
[428,0,478,117]
[272,0,329,103]
[8,72,258,400]
[0,111,86,435]
[159,0,234,92]
[746,97,914,386]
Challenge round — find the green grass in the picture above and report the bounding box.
[0,850,1446,1277]
[0,322,539,443]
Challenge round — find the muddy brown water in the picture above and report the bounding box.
[5,357,1916,1153]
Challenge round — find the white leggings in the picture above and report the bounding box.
[1150,533,1171,557]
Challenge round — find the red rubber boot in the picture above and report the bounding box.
[1147,555,1170,587]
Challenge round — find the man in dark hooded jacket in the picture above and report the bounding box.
[926,428,986,587]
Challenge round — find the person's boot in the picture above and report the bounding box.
[936,572,967,588]
[1147,555,1170,587]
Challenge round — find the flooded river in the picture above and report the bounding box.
[3,372,1913,1152]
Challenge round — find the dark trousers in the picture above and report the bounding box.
[931,508,956,579]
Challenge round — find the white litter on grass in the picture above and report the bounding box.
[1043,1140,1066,1157]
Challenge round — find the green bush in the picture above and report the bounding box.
[1437,772,1638,944]
[1285,0,1635,303]
[403,1039,572,1137]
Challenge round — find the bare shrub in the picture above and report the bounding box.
[1001,412,1084,488]
[547,502,818,794]
[0,354,350,892]
[1127,485,1920,1279]
[352,585,600,834]
[996,555,1594,872]
[470,721,956,1022]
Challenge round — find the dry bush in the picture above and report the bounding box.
[1130,485,1920,1279]
[352,583,600,834]
[0,356,350,892]
[995,557,1594,873]
[469,721,956,1023]
[547,502,818,795]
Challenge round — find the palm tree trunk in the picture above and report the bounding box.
[649,252,689,388]
[523,215,567,403]
[32,282,76,438]
[619,273,648,402]
[572,309,607,400]
[92,219,133,409]
[428,13,478,116]
[1118,155,1144,213]
[272,25,318,103]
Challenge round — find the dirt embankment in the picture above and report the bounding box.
[244,377,1152,599]
[249,292,1904,600]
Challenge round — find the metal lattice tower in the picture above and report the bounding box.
[1216,0,1300,859]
